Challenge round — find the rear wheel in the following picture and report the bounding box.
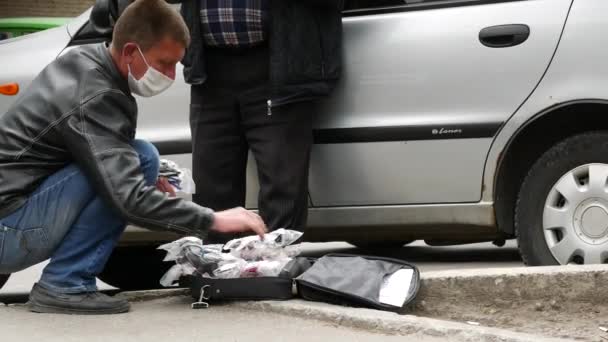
[0,274,9,289]
[98,246,174,291]
[516,132,608,265]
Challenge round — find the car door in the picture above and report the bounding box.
[308,0,572,206]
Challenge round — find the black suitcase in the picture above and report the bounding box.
[188,254,420,312]
[187,257,313,308]
[188,276,294,308]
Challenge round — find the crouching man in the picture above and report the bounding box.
[0,0,266,315]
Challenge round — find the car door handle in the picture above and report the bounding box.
[479,24,530,48]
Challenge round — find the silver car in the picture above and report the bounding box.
[0,0,606,289]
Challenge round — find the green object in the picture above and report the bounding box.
[0,17,70,40]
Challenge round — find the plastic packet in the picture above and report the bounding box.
[238,259,292,278]
[178,168,195,194]
[157,237,205,286]
[224,228,303,261]
[158,159,196,194]
[158,237,203,262]
[213,259,248,278]
[160,262,197,287]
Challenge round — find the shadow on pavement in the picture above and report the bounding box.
[301,243,522,264]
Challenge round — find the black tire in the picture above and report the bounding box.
[349,240,414,249]
[98,246,174,291]
[0,274,10,289]
[516,132,608,266]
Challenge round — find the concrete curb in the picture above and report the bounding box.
[418,264,608,305]
[232,300,573,342]
[116,288,189,302]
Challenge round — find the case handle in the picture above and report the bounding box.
[191,285,211,309]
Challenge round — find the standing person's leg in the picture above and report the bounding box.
[190,83,248,212]
[189,49,252,243]
[235,46,313,231]
[243,100,314,230]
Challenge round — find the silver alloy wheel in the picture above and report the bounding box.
[543,163,608,264]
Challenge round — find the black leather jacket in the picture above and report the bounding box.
[0,43,214,235]
[172,0,344,109]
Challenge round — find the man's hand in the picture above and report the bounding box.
[156,176,177,197]
[211,207,267,238]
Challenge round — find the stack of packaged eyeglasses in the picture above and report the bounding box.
[158,229,303,287]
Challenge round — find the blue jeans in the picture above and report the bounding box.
[0,140,159,293]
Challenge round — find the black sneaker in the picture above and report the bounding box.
[28,283,130,315]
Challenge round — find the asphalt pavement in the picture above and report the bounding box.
[0,240,530,342]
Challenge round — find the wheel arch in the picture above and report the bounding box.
[494,99,608,236]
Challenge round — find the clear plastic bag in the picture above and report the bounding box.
[157,237,205,286]
[224,228,303,261]
[239,259,292,278]
[212,259,248,278]
[158,159,196,194]
[158,237,203,262]
[160,263,197,287]
[178,168,196,194]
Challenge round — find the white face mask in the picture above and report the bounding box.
[127,45,174,97]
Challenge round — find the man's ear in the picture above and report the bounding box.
[122,42,138,64]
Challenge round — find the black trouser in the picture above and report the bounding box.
[190,46,313,242]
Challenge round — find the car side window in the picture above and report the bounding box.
[345,0,403,10]
[343,0,519,12]
[344,0,441,11]
[71,3,181,46]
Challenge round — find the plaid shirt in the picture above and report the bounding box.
[200,0,269,48]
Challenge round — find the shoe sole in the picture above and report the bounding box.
[28,301,130,315]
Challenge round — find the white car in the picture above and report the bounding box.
[1,0,608,290]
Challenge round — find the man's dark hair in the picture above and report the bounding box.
[112,0,190,52]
